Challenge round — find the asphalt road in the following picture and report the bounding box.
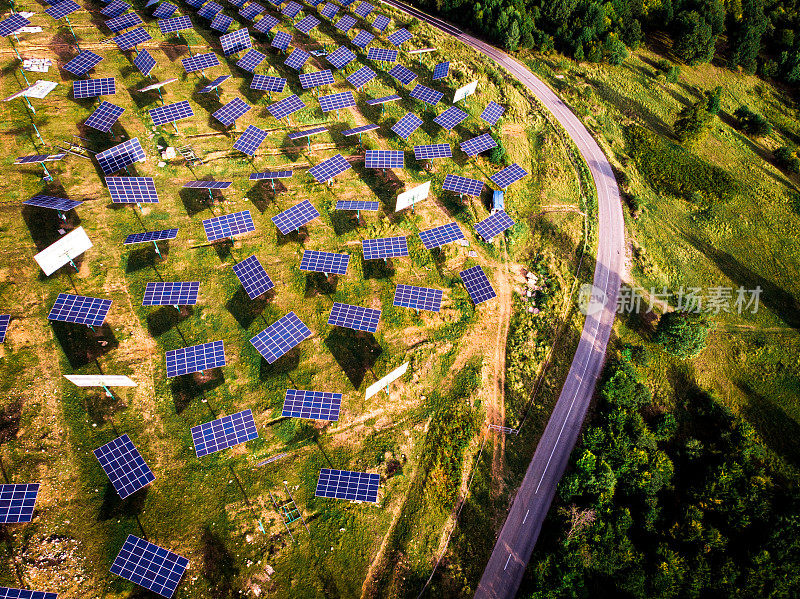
[378,2,626,597]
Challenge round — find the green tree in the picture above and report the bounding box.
[673,10,717,64]
[654,311,712,358]
[505,18,520,51]
[775,146,800,173]
[604,33,628,65]
[734,105,772,136]
[705,85,722,115]
[674,99,713,143]
[730,0,768,73]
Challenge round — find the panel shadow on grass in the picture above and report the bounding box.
[331,209,359,236]
[170,368,225,414]
[125,242,169,273]
[276,226,309,246]
[85,390,127,426]
[147,306,193,337]
[247,180,286,213]
[201,526,239,598]
[304,272,338,297]
[226,287,274,329]
[179,187,212,216]
[51,321,118,369]
[97,481,148,522]
[324,328,382,390]
[361,255,396,280]
[22,204,81,252]
[259,348,301,381]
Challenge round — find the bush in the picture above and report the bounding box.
[734,105,773,136]
[775,146,800,173]
[489,135,507,165]
[654,311,712,359]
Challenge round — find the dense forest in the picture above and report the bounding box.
[409,0,800,87]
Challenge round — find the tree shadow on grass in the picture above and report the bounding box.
[736,380,800,468]
[226,287,274,329]
[324,328,382,390]
[51,322,118,370]
[304,272,338,297]
[97,482,148,522]
[170,368,225,414]
[147,306,193,337]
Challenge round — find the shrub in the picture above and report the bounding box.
[775,146,800,173]
[734,105,772,136]
[489,134,507,165]
[654,311,712,359]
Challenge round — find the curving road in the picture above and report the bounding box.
[378,2,626,598]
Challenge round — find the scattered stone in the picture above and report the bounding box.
[158,161,166,167]
[161,146,177,159]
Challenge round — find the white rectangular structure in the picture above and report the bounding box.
[34,226,92,275]
[366,362,409,399]
[64,375,137,387]
[395,181,431,212]
[453,80,478,103]
[4,80,58,101]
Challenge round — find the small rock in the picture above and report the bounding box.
[157,161,166,167]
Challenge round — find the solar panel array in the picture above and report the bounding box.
[106,12,143,33]
[282,389,342,421]
[182,52,220,73]
[432,61,449,80]
[419,222,464,249]
[202,210,255,241]
[460,265,496,304]
[354,1,374,17]
[335,14,357,32]
[46,0,80,20]
[328,302,380,333]
[251,74,286,92]
[351,30,374,48]
[460,133,497,156]
[319,91,355,112]
[490,163,528,188]
[271,30,291,50]
[232,254,274,298]
[308,153,351,183]
[299,69,334,89]
[326,45,355,68]
[252,13,278,33]
[414,143,452,160]
[300,250,349,275]
[282,0,301,17]
[233,125,268,155]
[0,587,55,599]
[198,1,223,19]
[393,284,443,312]
[111,535,188,598]
[96,137,145,175]
[319,2,338,18]
[362,236,408,260]
[124,228,178,244]
[191,409,258,457]
[443,173,484,196]
[341,123,379,136]
[133,49,156,76]
[480,101,505,125]
[152,2,177,18]
[250,170,293,180]
[388,64,417,85]
[347,65,376,88]
[0,14,30,37]
[391,112,422,139]
[0,314,8,343]
[474,210,515,240]
[250,312,311,363]
[93,434,155,498]
[183,180,232,189]
[0,484,39,523]
[220,27,251,55]
[267,94,305,119]
[366,94,401,105]
[158,15,192,33]
[371,14,389,31]
[272,200,320,233]
[74,77,116,99]
[106,176,158,204]
[210,12,233,32]
[316,468,379,502]
[237,48,266,72]
[434,106,468,130]
[85,101,125,132]
[336,199,379,210]
[25,195,82,211]
[294,14,320,34]
[63,50,104,76]
[212,97,251,126]
[114,27,152,50]
[101,0,130,18]
[387,28,412,46]
[409,84,444,106]
[48,294,112,327]
[143,281,199,306]
[286,124,325,137]
[365,150,403,169]
[240,1,266,20]
[149,100,194,126]
[198,74,230,93]
[166,340,226,377]
[367,47,398,62]
[284,48,310,69]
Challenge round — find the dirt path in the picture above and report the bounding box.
[490,247,512,485]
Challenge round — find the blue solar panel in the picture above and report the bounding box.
[267,94,305,119]
[73,78,116,99]
[46,0,80,19]
[474,210,515,241]
[202,210,255,241]
[409,84,443,106]
[63,51,103,75]
[283,389,341,420]
[346,65,376,88]
[106,176,158,203]
[0,14,29,37]
[192,409,258,457]
[0,587,56,599]
[239,1,265,19]
[250,170,293,180]
[186,0,206,6]
[335,199,379,210]
[351,30,374,48]
[413,143,451,160]
[391,112,422,139]
[480,101,505,126]
[133,49,156,76]
[490,163,528,188]
[460,265,496,304]
[250,312,311,363]
[300,250,349,275]
[212,97,251,126]
[328,302,380,332]
[419,222,464,249]
[387,28,412,46]
[183,180,231,189]
[0,315,8,343]
[460,133,497,156]
[251,74,286,92]
[198,74,230,93]
[366,94,401,105]
[210,12,233,32]
[84,101,124,133]
[149,100,194,126]
[101,0,129,18]
[432,61,449,80]
[106,12,142,32]
[233,49,264,73]
[341,123,379,136]
[362,236,408,259]
[253,13,278,33]
[111,535,188,598]
[229,0,248,7]
[272,200,320,233]
[295,14,320,34]
[0,484,38,523]
[48,294,112,327]
[93,434,155,498]
[316,468,379,502]
[308,153,351,183]
[434,106,468,130]
[393,284,443,312]
[182,52,220,73]
[16,153,65,165]
[367,47,397,62]
[272,30,292,51]
[335,13,356,31]
[443,173,484,196]
[299,69,334,89]
[326,46,355,68]
[319,2,338,18]
[232,254,274,298]
[25,195,82,211]
[124,228,178,244]
[96,137,145,175]
[284,48,310,69]
[158,15,192,33]
[354,1,374,18]
[371,13,389,31]
[287,126,327,140]
[152,2,177,18]
[282,0,301,17]
[365,149,403,168]
[220,28,251,55]
[166,340,226,377]
[319,91,355,112]
[388,64,416,85]
[233,125,268,155]
[114,27,151,50]
[143,281,199,305]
